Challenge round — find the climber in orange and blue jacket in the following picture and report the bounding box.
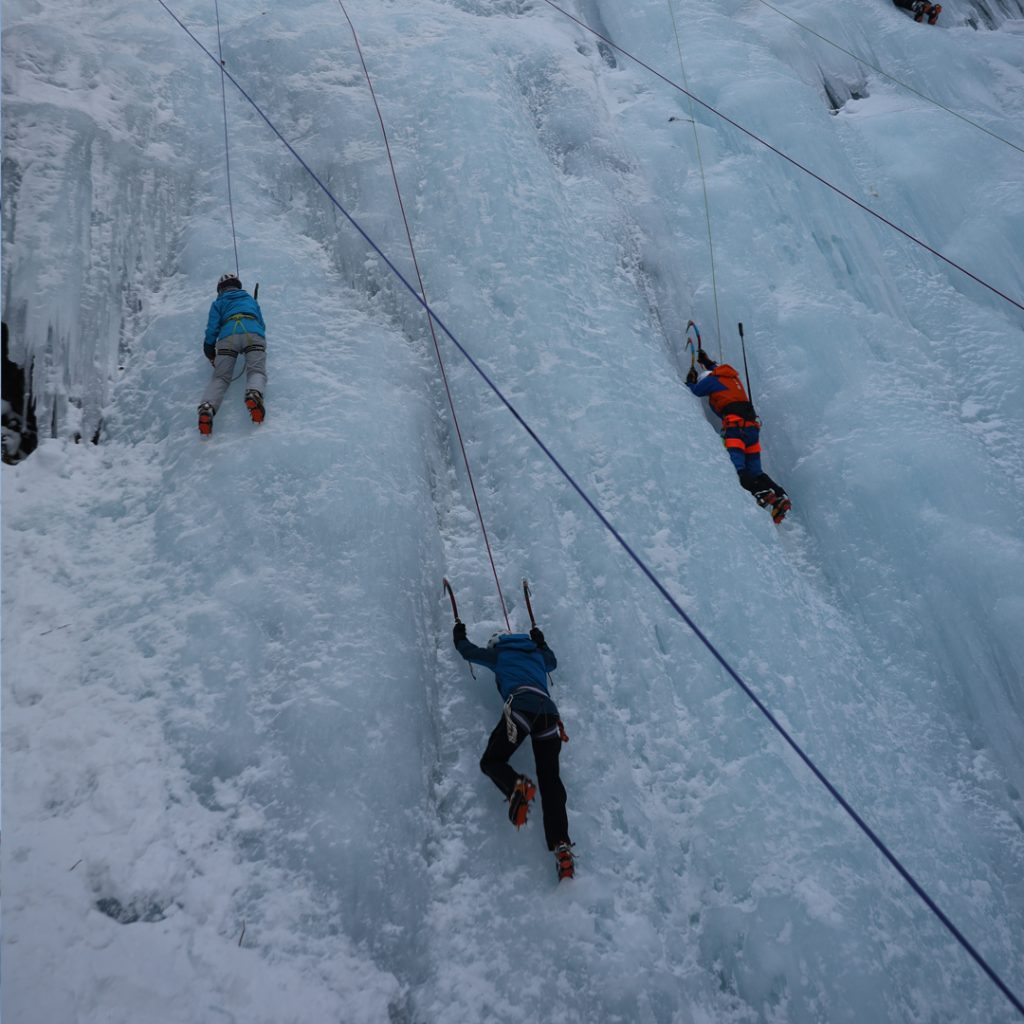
[686,350,792,523]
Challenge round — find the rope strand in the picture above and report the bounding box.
[154,5,1024,1012]
[213,0,240,276]
[537,0,1024,315]
[752,0,1024,158]
[666,0,723,361]
[335,0,510,629]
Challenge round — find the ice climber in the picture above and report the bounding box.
[197,273,267,435]
[452,621,575,881]
[686,348,792,523]
[892,0,941,24]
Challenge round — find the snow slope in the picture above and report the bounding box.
[3,0,1023,1021]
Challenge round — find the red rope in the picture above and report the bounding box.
[336,1,511,630]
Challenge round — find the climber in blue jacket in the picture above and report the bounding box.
[197,273,267,435]
[453,623,575,880]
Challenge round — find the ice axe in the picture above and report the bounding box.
[685,320,702,373]
[738,322,754,407]
[523,578,556,689]
[443,577,474,679]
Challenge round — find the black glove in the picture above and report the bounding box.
[685,367,698,385]
[452,621,467,645]
[530,626,546,647]
[697,349,714,370]
[204,343,216,365]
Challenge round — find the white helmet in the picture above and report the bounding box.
[217,273,242,293]
[487,632,510,649]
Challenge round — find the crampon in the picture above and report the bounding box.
[508,776,537,829]
[554,842,575,881]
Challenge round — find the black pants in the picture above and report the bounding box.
[737,469,787,497]
[480,710,570,851]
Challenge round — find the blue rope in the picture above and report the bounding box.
[213,0,240,277]
[153,3,1024,1014]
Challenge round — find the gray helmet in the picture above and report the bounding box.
[217,273,242,293]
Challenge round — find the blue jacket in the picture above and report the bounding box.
[456,633,559,715]
[203,289,266,352]
[687,359,756,421]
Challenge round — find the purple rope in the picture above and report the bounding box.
[154,3,1024,1013]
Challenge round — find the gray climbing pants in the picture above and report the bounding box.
[201,332,267,412]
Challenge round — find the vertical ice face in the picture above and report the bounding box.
[2,4,205,443]
[2,0,1023,1021]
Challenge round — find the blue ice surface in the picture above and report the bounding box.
[2,0,1023,1020]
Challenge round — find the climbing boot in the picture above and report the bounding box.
[245,389,265,424]
[554,842,575,882]
[198,402,214,436]
[508,776,537,829]
[927,3,941,23]
[754,489,791,523]
[770,496,792,524]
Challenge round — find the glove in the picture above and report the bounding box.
[452,621,467,645]
[685,368,698,385]
[204,343,216,365]
[697,349,714,370]
[530,626,546,647]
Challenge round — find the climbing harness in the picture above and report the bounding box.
[503,689,567,745]
[502,695,518,743]
[221,308,262,381]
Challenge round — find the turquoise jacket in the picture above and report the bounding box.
[455,633,558,715]
[203,289,266,353]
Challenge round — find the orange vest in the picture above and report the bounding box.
[705,364,749,416]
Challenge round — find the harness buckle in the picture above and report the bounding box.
[503,697,518,743]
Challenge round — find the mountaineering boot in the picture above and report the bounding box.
[927,3,941,23]
[554,842,575,882]
[508,776,537,829]
[198,402,214,436]
[754,489,792,524]
[912,1,926,20]
[245,389,265,424]
[770,495,792,524]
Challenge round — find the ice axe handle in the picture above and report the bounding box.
[443,578,461,622]
[522,579,537,628]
